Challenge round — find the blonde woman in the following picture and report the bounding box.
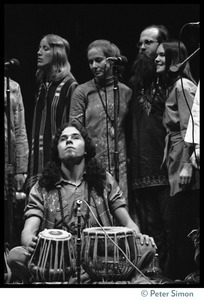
[26,34,78,193]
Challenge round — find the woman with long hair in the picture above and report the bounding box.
[25,34,78,193]
[155,40,200,280]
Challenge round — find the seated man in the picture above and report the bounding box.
[7,122,156,284]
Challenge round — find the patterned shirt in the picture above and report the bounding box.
[24,172,127,236]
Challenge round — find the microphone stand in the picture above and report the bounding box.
[76,200,82,284]
[5,72,15,249]
[112,64,119,184]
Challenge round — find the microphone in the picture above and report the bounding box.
[169,63,183,73]
[187,22,200,27]
[106,56,128,65]
[4,58,20,67]
[76,200,82,206]
[170,47,200,73]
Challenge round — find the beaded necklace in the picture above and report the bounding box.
[94,78,115,139]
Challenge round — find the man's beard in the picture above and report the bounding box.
[61,154,85,168]
[129,51,157,90]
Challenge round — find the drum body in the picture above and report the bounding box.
[81,226,138,281]
[28,229,76,283]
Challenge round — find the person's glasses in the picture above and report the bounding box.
[137,39,159,49]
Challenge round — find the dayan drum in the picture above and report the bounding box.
[81,226,138,282]
[28,229,76,283]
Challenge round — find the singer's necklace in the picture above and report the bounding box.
[94,79,115,138]
[94,78,114,124]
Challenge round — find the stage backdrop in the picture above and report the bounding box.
[4,4,200,136]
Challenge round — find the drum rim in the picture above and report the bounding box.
[82,226,134,234]
[39,229,71,240]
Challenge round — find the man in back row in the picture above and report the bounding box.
[126,25,170,275]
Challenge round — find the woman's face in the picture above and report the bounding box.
[87,47,113,80]
[37,37,53,68]
[155,44,166,74]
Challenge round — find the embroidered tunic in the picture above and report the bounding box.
[127,84,169,189]
[69,79,132,202]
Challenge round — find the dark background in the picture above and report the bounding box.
[4,4,200,136]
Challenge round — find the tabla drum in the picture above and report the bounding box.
[81,226,138,282]
[28,229,76,283]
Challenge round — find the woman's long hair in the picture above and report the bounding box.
[36,34,73,83]
[160,40,197,86]
[38,121,106,195]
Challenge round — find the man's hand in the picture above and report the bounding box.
[135,232,157,248]
[24,235,38,257]
[14,173,27,191]
[179,163,193,185]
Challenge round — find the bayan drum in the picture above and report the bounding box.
[81,226,138,282]
[28,229,76,283]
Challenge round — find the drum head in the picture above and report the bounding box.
[39,229,71,240]
[83,226,133,235]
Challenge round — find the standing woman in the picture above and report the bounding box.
[155,40,200,280]
[69,39,132,203]
[25,34,78,193]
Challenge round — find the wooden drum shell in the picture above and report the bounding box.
[28,229,76,283]
[81,226,138,282]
